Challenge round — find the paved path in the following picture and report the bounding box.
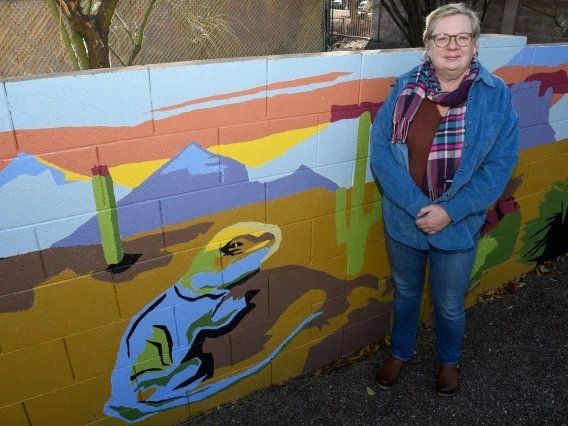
[179,254,568,426]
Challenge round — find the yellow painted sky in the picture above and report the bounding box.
[36,123,327,189]
[108,159,169,188]
[209,124,328,167]
[36,157,90,182]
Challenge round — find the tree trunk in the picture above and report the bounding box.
[348,0,358,25]
[405,0,425,46]
[58,0,119,69]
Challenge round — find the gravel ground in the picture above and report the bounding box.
[179,254,568,426]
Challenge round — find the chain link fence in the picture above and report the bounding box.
[0,0,325,79]
[327,0,373,40]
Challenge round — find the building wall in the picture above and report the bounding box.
[377,6,409,43]
[513,0,568,44]
[0,35,567,425]
[481,0,507,34]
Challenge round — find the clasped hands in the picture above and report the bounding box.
[415,204,452,235]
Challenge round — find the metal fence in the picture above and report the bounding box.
[0,0,324,79]
[328,0,373,39]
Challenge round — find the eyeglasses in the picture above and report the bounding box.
[429,33,475,48]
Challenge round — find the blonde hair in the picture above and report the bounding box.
[423,3,481,42]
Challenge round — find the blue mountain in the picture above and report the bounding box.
[0,153,67,188]
[0,153,129,258]
[55,142,338,247]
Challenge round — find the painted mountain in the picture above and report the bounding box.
[0,153,130,257]
[55,142,338,247]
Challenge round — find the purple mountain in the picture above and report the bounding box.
[55,142,337,247]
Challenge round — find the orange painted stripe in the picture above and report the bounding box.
[152,72,352,113]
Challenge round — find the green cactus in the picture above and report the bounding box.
[92,165,124,265]
[336,111,382,276]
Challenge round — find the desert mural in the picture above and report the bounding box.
[0,35,567,425]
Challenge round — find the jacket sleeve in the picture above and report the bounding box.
[370,80,432,218]
[440,88,520,224]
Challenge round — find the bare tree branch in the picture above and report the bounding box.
[522,0,568,34]
[96,0,120,32]
[47,0,80,70]
[382,0,413,46]
[127,0,157,65]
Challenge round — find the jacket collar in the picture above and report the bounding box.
[476,62,495,87]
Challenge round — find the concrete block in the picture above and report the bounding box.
[267,53,361,119]
[317,116,360,166]
[271,340,313,384]
[266,184,335,226]
[149,58,267,134]
[553,134,568,154]
[159,181,266,229]
[221,118,320,183]
[269,268,344,318]
[0,85,16,160]
[0,275,119,352]
[0,339,74,406]
[342,310,390,356]
[532,45,568,67]
[6,68,153,153]
[302,331,343,373]
[188,364,271,416]
[24,373,112,426]
[97,128,219,174]
[226,275,270,332]
[0,403,29,426]
[265,220,311,267]
[484,259,533,291]
[479,47,526,72]
[510,162,530,198]
[65,320,130,380]
[219,115,319,155]
[479,34,527,48]
[517,142,555,165]
[525,153,568,195]
[361,49,423,79]
[360,241,391,281]
[310,254,348,284]
[311,212,345,262]
[0,225,40,261]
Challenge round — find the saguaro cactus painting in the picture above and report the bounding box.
[92,164,124,266]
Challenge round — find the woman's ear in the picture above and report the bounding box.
[424,39,431,57]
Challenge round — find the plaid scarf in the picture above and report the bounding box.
[392,59,479,200]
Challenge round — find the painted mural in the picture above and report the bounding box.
[0,37,567,425]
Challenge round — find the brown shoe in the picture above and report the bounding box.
[436,364,459,396]
[375,356,406,390]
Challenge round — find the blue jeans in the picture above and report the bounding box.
[385,231,478,365]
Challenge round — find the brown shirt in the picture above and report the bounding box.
[406,99,444,188]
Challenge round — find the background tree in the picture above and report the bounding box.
[47,0,155,70]
[48,0,239,71]
[382,0,493,47]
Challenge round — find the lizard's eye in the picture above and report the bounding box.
[220,240,244,256]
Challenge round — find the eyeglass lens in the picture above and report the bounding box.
[434,33,472,47]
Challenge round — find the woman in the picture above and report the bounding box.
[370,3,519,396]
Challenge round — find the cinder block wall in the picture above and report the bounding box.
[0,35,567,426]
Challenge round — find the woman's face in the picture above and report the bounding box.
[425,14,477,80]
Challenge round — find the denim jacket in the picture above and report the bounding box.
[370,62,520,251]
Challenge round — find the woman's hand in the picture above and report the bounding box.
[415,205,452,235]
